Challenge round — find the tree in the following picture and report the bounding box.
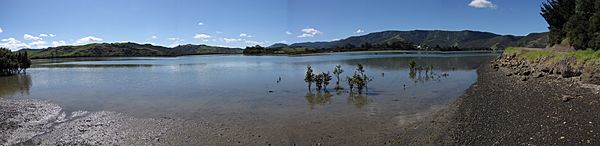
[346,76,354,92]
[540,0,600,49]
[322,72,332,90]
[315,73,324,91]
[591,0,600,50]
[0,48,31,76]
[565,0,595,49]
[541,0,576,44]
[409,60,417,71]
[18,52,31,73]
[345,64,370,94]
[333,65,344,89]
[304,65,315,90]
[356,63,365,77]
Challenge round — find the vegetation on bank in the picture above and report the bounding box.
[20,42,242,59]
[504,47,600,65]
[0,48,31,76]
[243,45,317,55]
[243,43,486,55]
[542,0,600,50]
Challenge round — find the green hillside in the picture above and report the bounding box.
[287,30,548,50]
[22,42,242,59]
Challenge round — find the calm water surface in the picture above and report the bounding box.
[1,51,495,128]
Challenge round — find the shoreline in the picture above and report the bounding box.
[389,57,600,145]
[443,59,600,145]
[6,54,599,145]
[29,49,498,60]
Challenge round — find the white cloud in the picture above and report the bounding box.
[167,37,185,47]
[245,40,263,45]
[151,35,157,39]
[39,34,56,37]
[239,33,253,38]
[198,22,204,26]
[76,36,103,44]
[29,40,47,48]
[469,0,496,9]
[193,33,212,41]
[223,38,243,43]
[285,31,292,35]
[24,34,42,41]
[0,38,29,50]
[216,31,223,34]
[52,40,67,47]
[0,27,3,33]
[297,28,322,38]
[355,29,364,33]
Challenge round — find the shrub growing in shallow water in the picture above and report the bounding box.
[333,65,344,89]
[304,65,315,90]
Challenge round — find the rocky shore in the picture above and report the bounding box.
[444,54,600,145]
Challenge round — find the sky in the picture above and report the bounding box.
[0,0,549,50]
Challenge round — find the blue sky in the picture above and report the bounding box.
[0,0,548,50]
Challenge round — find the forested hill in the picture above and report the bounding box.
[287,30,549,50]
[21,42,242,59]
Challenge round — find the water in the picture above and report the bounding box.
[0,51,495,138]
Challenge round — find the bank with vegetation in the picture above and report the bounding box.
[20,42,242,59]
[0,48,31,76]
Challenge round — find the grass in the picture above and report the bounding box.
[503,47,600,66]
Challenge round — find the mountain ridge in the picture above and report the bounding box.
[21,42,242,59]
[281,30,548,50]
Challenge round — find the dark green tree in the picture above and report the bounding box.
[333,65,344,89]
[304,65,315,90]
[591,0,600,50]
[315,73,324,91]
[0,48,31,76]
[18,52,32,73]
[346,76,354,92]
[322,72,332,90]
[565,0,595,49]
[541,0,576,44]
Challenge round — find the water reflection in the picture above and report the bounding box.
[334,56,491,71]
[304,91,333,109]
[347,93,369,109]
[408,69,449,84]
[0,75,32,97]
[33,64,156,68]
[15,52,493,119]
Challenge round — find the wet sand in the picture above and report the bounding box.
[0,97,448,145]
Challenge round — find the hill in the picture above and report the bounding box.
[22,42,242,59]
[283,30,548,50]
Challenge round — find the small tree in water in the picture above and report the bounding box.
[333,65,344,89]
[346,63,371,94]
[304,65,315,90]
[322,72,332,90]
[346,76,354,92]
[409,60,417,71]
[315,73,324,91]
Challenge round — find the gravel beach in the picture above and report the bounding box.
[445,62,600,145]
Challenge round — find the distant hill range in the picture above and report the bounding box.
[21,43,242,59]
[18,30,549,58]
[275,30,549,50]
